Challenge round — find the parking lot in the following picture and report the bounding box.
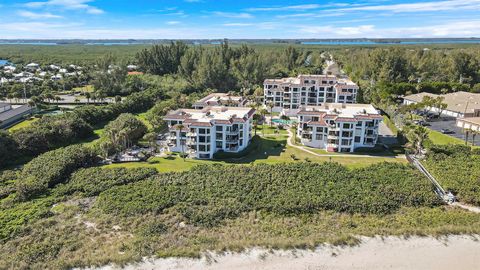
[424,116,480,146]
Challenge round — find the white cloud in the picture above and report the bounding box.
[223,23,254,27]
[211,12,253,19]
[24,0,104,14]
[297,20,480,38]
[247,4,321,11]
[17,10,63,19]
[299,25,376,36]
[334,0,480,13]
[166,21,181,25]
[276,13,316,19]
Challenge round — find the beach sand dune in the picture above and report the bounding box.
[98,235,480,270]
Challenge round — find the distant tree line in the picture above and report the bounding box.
[136,41,326,93]
[334,47,480,104]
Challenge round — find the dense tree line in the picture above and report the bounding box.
[0,78,171,169]
[96,162,440,227]
[334,47,480,104]
[137,41,325,93]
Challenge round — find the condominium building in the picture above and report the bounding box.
[264,75,358,113]
[295,103,383,152]
[164,106,255,159]
[193,93,248,109]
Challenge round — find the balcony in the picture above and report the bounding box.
[301,128,313,134]
[226,130,239,135]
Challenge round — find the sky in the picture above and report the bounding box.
[0,0,480,39]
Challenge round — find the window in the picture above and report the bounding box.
[198,145,210,152]
[315,134,323,140]
[316,127,324,133]
[341,139,351,145]
[355,136,361,143]
[216,126,222,131]
[216,141,223,148]
[343,123,352,129]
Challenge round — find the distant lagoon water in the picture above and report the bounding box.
[0,39,479,46]
[301,39,480,45]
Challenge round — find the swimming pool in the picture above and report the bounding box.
[271,119,296,125]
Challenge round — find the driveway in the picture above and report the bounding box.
[378,121,398,145]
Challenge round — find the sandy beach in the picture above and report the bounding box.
[95,235,480,270]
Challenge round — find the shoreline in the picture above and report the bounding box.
[93,235,480,270]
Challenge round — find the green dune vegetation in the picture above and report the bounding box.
[423,145,480,206]
[2,158,480,269]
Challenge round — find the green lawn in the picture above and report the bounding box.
[254,125,288,136]
[428,129,466,145]
[104,156,224,172]
[73,85,94,93]
[104,134,406,172]
[7,117,39,132]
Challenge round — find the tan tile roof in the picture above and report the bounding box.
[404,91,480,114]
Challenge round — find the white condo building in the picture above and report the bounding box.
[164,106,255,159]
[295,103,383,153]
[193,93,247,109]
[264,75,358,113]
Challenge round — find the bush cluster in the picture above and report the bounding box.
[15,145,99,200]
[96,162,440,227]
[423,146,480,205]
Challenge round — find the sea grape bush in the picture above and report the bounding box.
[423,146,480,206]
[96,162,440,226]
[16,145,99,200]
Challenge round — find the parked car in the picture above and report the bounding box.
[441,128,455,134]
[415,120,430,126]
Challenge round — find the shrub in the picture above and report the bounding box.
[16,145,99,200]
[57,167,157,197]
[423,148,480,205]
[95,162,440,226]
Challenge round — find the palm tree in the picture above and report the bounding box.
[143,132,157,151]
[252,114,261,136]
[177,124,186,161]
[471,130,477,146]
[406,126,429,155]
[85,92,91,104]
[267,101,274,127]
[465,130,470,145]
